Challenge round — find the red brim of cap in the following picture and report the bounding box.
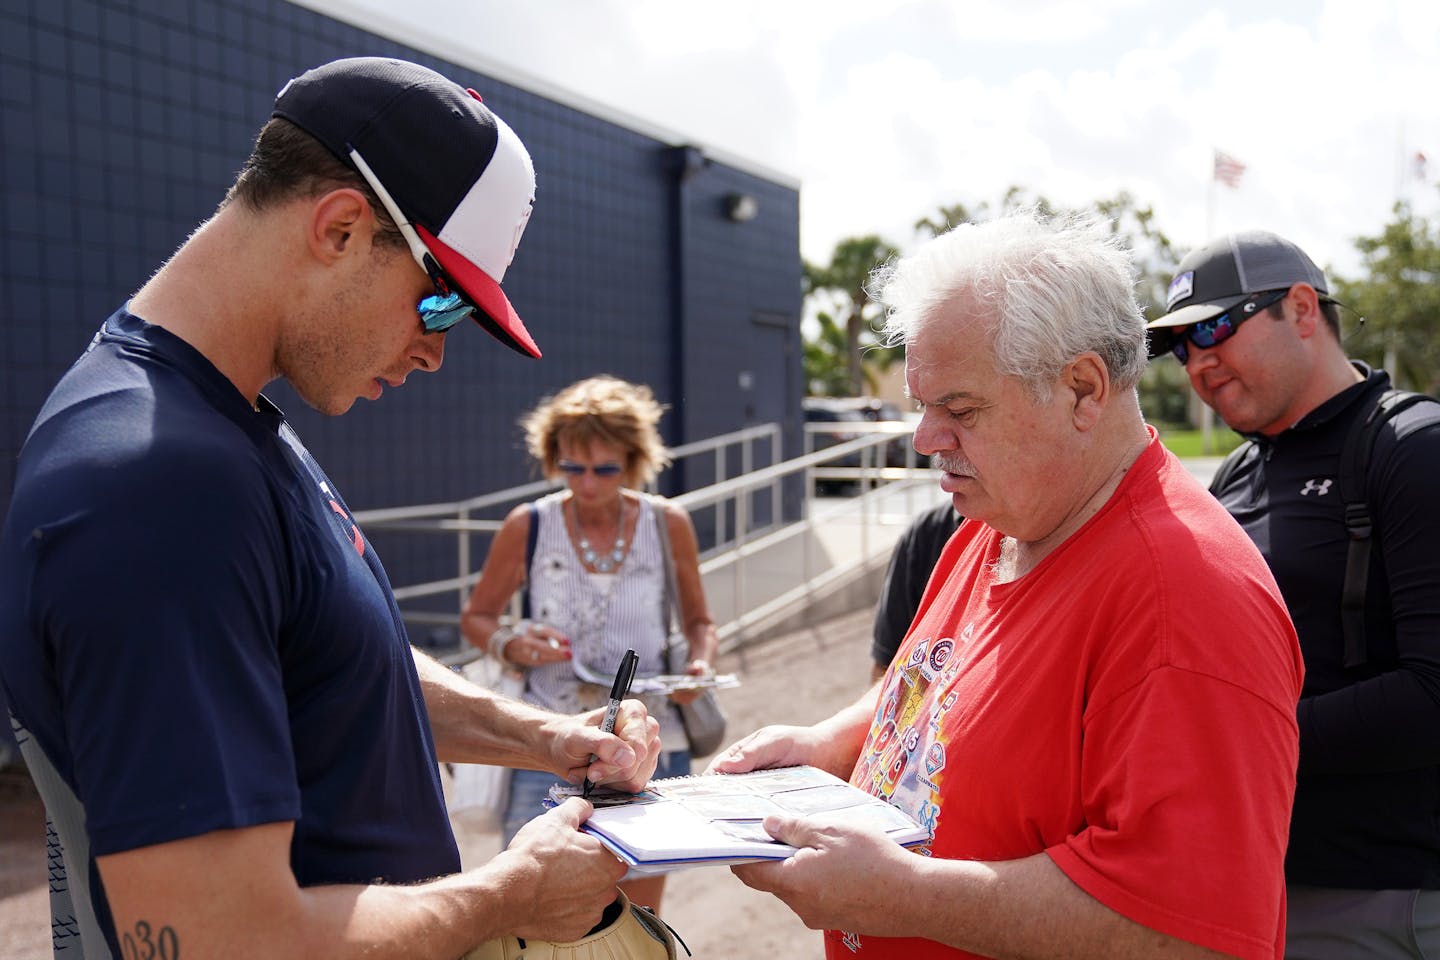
[416,224,541,358]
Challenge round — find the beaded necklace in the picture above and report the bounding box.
[572,496,627,573]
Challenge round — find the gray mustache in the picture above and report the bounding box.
[931,454,976,477]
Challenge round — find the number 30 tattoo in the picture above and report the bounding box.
[120,919,180,960]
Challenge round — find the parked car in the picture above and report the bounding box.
[802,398,866,452]
[803,399,866,495]
[802,396,917,467]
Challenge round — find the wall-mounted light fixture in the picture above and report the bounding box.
[724,192,759,222]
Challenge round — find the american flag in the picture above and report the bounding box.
[1213,149,1246,189]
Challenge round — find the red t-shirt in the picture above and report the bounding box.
[827,438,1302,960]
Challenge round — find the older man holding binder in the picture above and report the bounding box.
[711,208,1303,960]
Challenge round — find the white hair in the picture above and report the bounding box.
[872,207,1148,399]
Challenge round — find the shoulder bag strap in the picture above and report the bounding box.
[521,501,539,620]
[651,496,680,631]
[650,496,687,671]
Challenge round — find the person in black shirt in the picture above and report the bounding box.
[1149,232,1440,958]
[870,500,962,682]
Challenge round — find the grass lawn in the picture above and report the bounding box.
[1155,425,1246,458]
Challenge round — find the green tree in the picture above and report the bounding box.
[913,187,1058,239]
[1090,192,1189,429]
[803,309,853,396]
[911,188,1190,424]
[803,234,901,395]
[1332,199,1440,394]
[802,188,1190,423]
[914,186,1180,316]
[1093,191,1181,320]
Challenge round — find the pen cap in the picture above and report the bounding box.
[610,648,639,699]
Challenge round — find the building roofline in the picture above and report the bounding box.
[285,0,802,190]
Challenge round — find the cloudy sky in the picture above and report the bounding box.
[321,0,1438,279]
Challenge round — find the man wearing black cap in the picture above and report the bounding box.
[0,58,660,959]
[1150,232,1440,958]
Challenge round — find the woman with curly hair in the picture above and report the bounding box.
[462,375,718,912]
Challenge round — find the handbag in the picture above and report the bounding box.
[652,497,729,757]
[447,656,524,832]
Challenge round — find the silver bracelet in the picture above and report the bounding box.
[486,626,512,660]
[488,619,532,662]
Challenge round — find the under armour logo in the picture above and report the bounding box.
[1301,479,1333,496]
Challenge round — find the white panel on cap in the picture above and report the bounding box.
[1166,271,1193,309]
[435,115,536,284]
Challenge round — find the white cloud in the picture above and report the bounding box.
[324,0,1440,279]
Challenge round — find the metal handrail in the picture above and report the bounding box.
[355,423,783,612]
[355,423,783,526]
[357,422,932,656]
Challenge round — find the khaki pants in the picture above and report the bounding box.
[1287,886,1440,959]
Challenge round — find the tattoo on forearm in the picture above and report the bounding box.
[120,920,180,960]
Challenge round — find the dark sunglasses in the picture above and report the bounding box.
[347,145,479,335]
[1167,288,1290,364]
[557,460,624,477]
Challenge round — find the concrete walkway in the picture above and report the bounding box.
[699,480,950,649]
[445,605,881,958]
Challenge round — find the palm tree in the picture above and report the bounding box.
[1335,199,1440,393]
[803,235,900,395]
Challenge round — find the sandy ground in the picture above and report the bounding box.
[0,607,878,958]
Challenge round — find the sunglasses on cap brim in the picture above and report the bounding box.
[346,146,479,335]
[1149,287,1291,364]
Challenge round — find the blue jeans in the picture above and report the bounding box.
[500,749,692,846]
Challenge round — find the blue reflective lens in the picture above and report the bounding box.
[418,291,474,333]
[1171,288,1289,364]
[556,460,624,477]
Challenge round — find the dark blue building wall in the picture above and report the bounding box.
[669,154,801,529]
[1,0,803,594]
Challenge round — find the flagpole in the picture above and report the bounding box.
[1396,121,1406,205]
[1200,149,1250,447]
[1200,153,1217,454]
[1205,164,1216,240]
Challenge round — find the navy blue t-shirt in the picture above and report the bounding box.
[0,308,460,953]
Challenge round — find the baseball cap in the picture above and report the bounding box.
[1148,231,1330,332]
[273,57,540,357]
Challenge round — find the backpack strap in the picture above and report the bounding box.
[1336,389,1439,670]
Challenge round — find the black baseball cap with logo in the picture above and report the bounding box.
[1149,231,1331,333]
[273,57,540,357]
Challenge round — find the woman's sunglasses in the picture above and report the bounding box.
[557,460,624,477]
[1165,288,1290,364]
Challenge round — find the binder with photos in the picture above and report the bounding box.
[547,765,929,877]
